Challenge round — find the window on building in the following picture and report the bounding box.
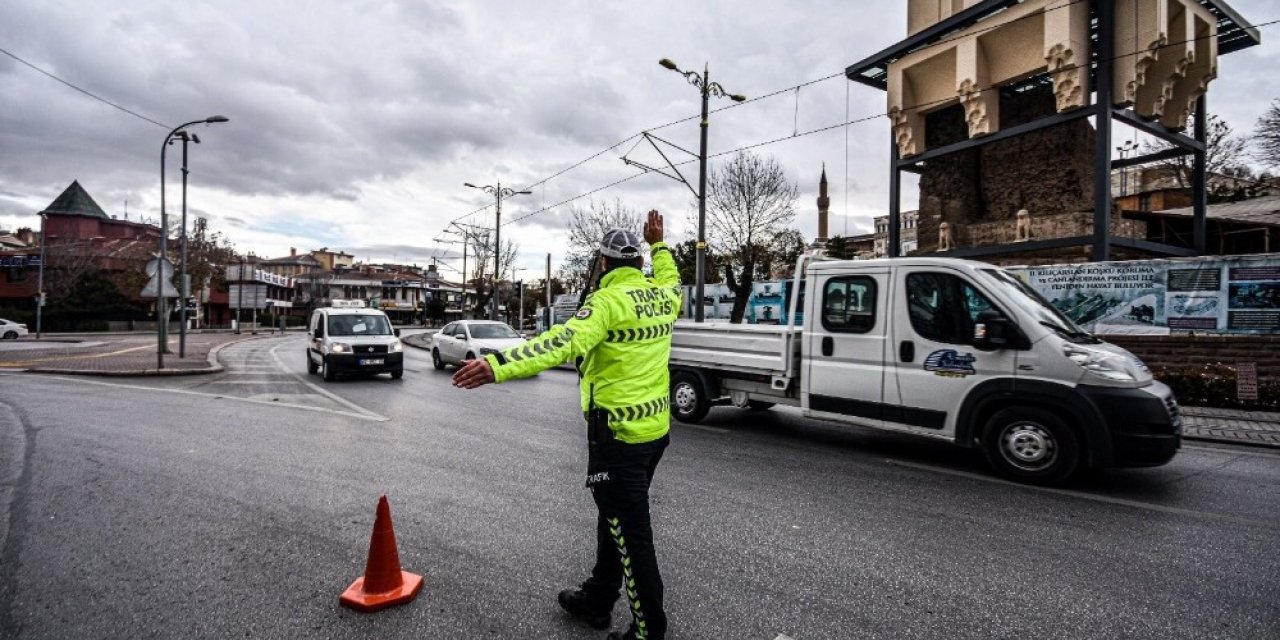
[1139,193,1152,212]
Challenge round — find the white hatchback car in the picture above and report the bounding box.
[1,318,29,339]
[431,320,527,369]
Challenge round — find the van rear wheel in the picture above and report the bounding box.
[981,407,1080,485]
[306,351,318,375]
[671,372,710,424]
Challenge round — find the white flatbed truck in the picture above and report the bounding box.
[668,256,1182,484]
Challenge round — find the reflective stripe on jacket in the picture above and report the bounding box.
[484,241,681,444]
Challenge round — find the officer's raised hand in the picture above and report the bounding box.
[452,357,495,389]
[643,210,663,244]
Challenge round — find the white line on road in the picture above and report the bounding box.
[268,343,387,421]
[883,458,1277,530]
[679,424,730,434]
[2,374,385,422]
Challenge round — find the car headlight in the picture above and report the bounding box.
[390,340,403,353]
[330,342,351,354]
[1062,343,1137,382]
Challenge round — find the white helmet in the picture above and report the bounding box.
[599,228,642,259]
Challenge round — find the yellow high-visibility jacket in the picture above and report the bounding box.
[484,242,681,444]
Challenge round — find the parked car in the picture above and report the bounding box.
[1,318,29,339]
[431,320,527,370]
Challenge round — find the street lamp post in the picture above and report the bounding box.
[464,181,531,321]
[174,131,199,357]
[658,58,745,322]
[36,213,46,339]
[1116,140,1139,198]
[158,115,228,369]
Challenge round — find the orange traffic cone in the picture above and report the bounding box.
[339,495,424,612]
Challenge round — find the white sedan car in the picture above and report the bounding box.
[1,318,29,340]
[431,320,527,370]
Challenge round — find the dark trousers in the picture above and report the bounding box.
[582,434,669,639]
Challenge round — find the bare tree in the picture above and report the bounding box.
[562,198,643,279]
[699,151,798,322]
[43,237,100,300]
[1142,114,1249,188]
[465,227,518,318]
[1256,99,1280,169]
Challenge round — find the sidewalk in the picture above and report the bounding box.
[0,332,269,376]
[1180,406,1280,449]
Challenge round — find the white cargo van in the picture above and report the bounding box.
[668,256,1181,484]
[307,300,404,381]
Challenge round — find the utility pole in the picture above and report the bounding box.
[36,213,46,339]
[657,58,744,322]
[545,252,551,331]
[464,181,531,321]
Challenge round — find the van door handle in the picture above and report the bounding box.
[899,340,915,363]
[821,336,834,356]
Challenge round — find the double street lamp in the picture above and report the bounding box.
[1116,140,1139,198]
[658,58,744,322]
[464,181,530,321]
[158,115,228,369]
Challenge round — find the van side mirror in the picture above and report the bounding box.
[973,309,1011,351]
[394,328,401,337]
[313,327,323,339]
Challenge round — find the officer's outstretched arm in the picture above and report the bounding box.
[483,300,610,383]
[650,242,680,288]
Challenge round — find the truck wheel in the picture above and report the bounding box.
[981,407,1081,485]
[322,357,336,382]
[671,372,710,424]
[306,351,318,375]
[747,401,775,411]
[432,349,446,370]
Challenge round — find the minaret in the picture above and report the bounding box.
[816,164,830,243]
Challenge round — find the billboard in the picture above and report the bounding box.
[1009,254,1280,335]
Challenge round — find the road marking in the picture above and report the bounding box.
[680,424,730,434]
[882,458,1277,530]
[268,343,387,421]
[774,635,795,640]
[0,343,154,366]
[1,373,386,422]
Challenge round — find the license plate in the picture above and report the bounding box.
[359,358,384,366]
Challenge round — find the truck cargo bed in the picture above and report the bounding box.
[670,320,801,378]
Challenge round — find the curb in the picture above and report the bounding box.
[1182,431,1280,450]
[21,333,279,378]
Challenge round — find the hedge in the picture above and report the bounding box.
[1153,363,1279,411]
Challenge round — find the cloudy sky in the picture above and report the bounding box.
[2,0,1278,278]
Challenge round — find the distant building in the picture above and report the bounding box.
[873,210,918,257]
[1,180,161,314]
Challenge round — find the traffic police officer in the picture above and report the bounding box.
[453,210,679,640]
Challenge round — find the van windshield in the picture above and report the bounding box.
[328,314,393,337]
[976,269,1098,343]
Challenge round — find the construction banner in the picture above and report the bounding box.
[1008,254,1280,335]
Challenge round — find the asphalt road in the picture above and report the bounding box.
[1,333,1277,639]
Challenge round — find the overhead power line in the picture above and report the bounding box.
[0,46,171,129]
[497,16,1280,230]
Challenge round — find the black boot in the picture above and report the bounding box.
[557,588,612,630]
[607,624,661,640]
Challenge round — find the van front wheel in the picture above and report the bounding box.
[671,372,710,424]
[981,407,1080,485]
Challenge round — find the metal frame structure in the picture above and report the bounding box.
[846,0,1260,261]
